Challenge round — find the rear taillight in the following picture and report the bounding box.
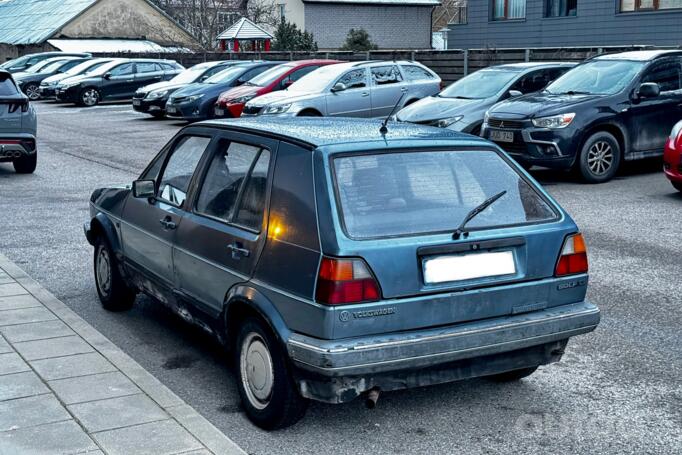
[555,233,588,277]
[315,257,381,305]
[7,100,28,113]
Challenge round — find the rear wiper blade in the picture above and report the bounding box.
[453,191,507,240]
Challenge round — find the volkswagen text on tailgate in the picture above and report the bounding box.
[83,117,600,430]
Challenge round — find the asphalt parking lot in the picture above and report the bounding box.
[0,101,680,454]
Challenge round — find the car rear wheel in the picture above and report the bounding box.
[80,88,100,107]
[578,132,621,183]
[13,153,36,174]
[488,366,538,382]
[94,237,135,311]
[235,317,308,430]
[672,182,682,193]
[24,84,40,101]
[150,111,165,119]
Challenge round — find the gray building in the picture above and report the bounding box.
[447,1,682,49]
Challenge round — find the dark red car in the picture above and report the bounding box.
[664,120,682,192]
[214,59,340,118]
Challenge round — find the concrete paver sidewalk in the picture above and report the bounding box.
[0,252,245,455]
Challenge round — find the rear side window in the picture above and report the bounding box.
[402,65,435,81]
[333,150,557,239]
[137,62,160,73]
[0,75,18,96]
[371,65,403,85]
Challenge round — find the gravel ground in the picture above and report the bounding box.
[0,101,680,455]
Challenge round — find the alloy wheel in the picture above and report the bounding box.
[240,332,274,410]
[82,89,99,106]
[587,140,614,176]
[95,247,112,297]
[25,84,40,101]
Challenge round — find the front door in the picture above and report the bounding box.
[370,64,406,117]
[627,58,682,154]
[173,133,275,315]
[121,134,212,292]
[326,68,371,117]
[103,62,136,99]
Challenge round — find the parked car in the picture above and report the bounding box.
[39,58,113,99]
[165,61,281,121]
[242,61,441,118]
[663,120,682,192]
[84,116,600,430]
[0,70,37,173]
[0,52,91,73]
[133,60,244,118]
[14,57,90,100]
[482,50,682,183]
[55,59,184,106]
[396,62,574,135]
[214,59,341,118]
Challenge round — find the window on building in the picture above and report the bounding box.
[546,0,577,16]
[217,11,238,27]
[492,0,526,20]
[621,0,682,11]
[278,3,286,22]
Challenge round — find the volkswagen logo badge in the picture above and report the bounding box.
[339,311,351,322]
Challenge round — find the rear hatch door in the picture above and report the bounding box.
[0,73,26,132]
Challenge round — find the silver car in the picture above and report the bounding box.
[0,70,37,174]
[242,61,441,118]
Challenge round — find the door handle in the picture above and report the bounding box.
[361,92,369,97]
[227,242,250,259]
[159,216,177,230]
[401,87,408,92]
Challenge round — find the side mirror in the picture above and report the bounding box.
[132,180,155,199]
[637,82,660,99]
[103,72,112,80]
[331,82,346,93]
[508,90,523,98]
[199,75,208,82]
[236,79,246,86]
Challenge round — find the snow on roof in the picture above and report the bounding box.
[48,39,191,53]
[217,17,274,40]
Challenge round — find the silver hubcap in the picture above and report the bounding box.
[83,89,98,106]
[587,140,614,176]
[96,247,111,296]
[26,85,40,100]
[240,333,274,410]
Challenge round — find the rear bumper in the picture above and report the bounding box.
[0,134,37,162]
[288,301,599,402]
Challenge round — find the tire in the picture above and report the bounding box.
[24,84,40,101]
[577,131,621,183]
[672,181,682,193]
[13,153,36,174]
[235,317,308,430]
[93,237,135,311]
[297,110,321,117]
[150,111,165,119]
[79,88,100,107]
[488,366,538,382]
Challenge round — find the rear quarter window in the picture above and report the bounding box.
[402,65,436,81]
[332,149,558,239]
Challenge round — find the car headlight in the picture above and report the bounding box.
[232,94,256,104]
[262,103,291,115]
[670,122,682,141]
[532,113,576,129]
[187,94,204,103]
[146,90,168,100]
[434,115,464,128]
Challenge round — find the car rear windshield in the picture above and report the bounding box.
[332,149,558,239]
[0,74,18,96]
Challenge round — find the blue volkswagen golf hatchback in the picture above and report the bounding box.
[84,117,600,430]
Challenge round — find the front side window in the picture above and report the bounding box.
[493,0,526,20]
[641,60,682,92]
[371,66,403,86]
[545,60,645,95]
[196,141,270,231]
[157,136,211,206]
[546,0,577,17]
[621,0,682,11]
[336,69,368,90]
[333,150,556,239]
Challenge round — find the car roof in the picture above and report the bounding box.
[201,117,490,149]
[486,62,576,71]
[284,59,343,66]
[594,50,682,61]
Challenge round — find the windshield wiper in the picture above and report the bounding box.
[557,90,592,96]
[453,191,507,240]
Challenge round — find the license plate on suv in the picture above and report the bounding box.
[423,251,516,284]
[490,130,514,143]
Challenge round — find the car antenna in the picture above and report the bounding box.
[380,93,406,135]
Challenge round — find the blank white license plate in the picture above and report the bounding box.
[490,130,514,143]
[423,251,516,284]
[132,99,141,106]
[167,106,177,114]
[215,108,225,116]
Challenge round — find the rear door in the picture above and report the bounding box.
[173,132,275,315]
[369,65,405,117]
[104,63,135,99]
[121,134,212,293]
[0,74,23,132]
[326,68,371,117]
[134,62,164,93]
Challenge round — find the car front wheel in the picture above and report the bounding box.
[578,131,621,183]
[94,237,135,311]
[80,88,100,107]
[672,181,682,193]
[235,317,308,430]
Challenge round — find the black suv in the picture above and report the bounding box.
[482,50,682,182]
[55,59,184,106]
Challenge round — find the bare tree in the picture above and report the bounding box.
[244,0,279,28]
